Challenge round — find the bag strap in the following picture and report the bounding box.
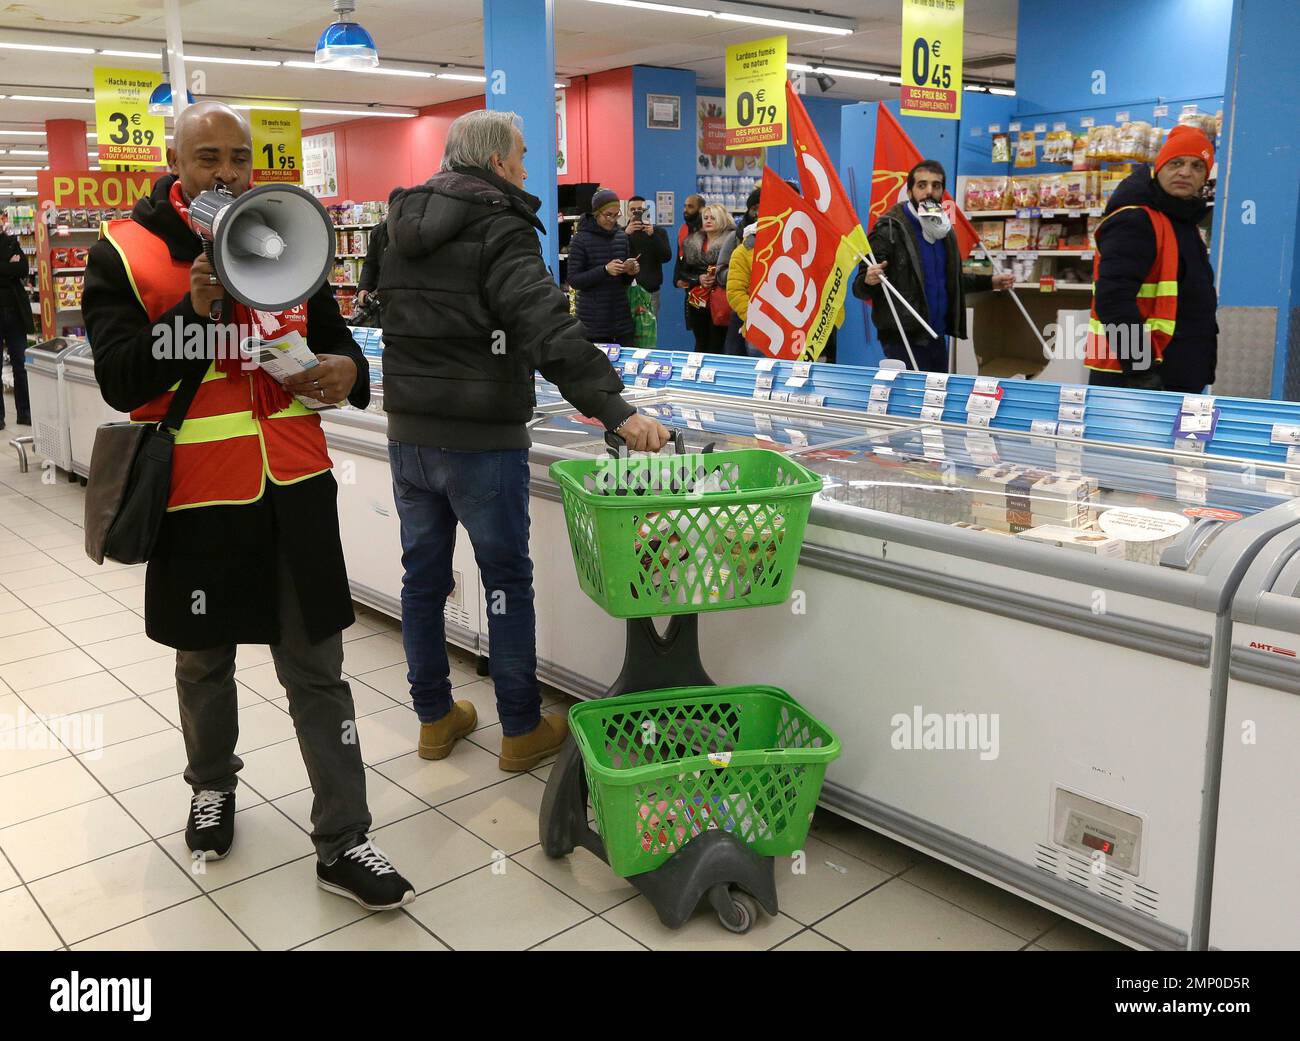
[157,364,208,439]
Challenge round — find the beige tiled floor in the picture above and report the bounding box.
[0,457,1128,951]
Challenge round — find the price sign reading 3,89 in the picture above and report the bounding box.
[93,67,166,167]
[900,0,964,120]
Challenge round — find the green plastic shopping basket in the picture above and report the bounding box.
[549,448,822,618]
[570,685,840,878]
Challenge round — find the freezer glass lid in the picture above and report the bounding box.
[533,398,878,455]
[799,423,1299,569]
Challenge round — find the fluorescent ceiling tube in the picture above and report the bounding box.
[186,54,283,67]
[284,59,431,77]
[9,95,95,104]
[989,87,1016,96]
[10,149,47,155]
[583,1,710,15]
[99,49,160,58]
[714,12,853,35]
[0,42,96,55]
[300,107,416,117]
[438,73,487,82]
[0,131,46,136]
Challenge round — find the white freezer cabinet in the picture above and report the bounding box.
[63,343,127,479]
[23,337,86,475]
[525,392,1300,950]
[1210,528,1300,950]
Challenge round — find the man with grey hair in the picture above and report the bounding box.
[380,109,669,770]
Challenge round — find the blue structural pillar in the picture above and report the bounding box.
[484,0,559,279]
[1212,0,1300,399]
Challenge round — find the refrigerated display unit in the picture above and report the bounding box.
[64,342,126,479]
[23,337,83,475]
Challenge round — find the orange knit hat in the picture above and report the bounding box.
[1155,125,1214,173]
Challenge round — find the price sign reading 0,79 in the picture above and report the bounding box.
[899,0,964,120]
[724,35,787,149]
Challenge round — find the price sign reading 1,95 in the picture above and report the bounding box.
[900,0,964,121]
[251,109,304,184]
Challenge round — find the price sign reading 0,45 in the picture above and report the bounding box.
[911,37,952,90]
[107,111,155,147]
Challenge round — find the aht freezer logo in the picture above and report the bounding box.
[890,706,1000,761]
[1249,641,1297,658]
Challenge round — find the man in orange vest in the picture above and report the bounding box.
[82,102,415,911]
[1086,126,1218,392]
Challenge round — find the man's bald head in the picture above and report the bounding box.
[168,101,254,200]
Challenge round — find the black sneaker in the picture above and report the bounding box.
[185,790,235,861]
[317,839,416,910]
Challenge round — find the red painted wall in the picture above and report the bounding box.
[307,69,635,204]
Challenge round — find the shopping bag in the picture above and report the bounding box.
[628,283,657,350]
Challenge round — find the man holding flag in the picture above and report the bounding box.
[853,149,1014,372]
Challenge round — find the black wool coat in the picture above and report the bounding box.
[566,213,635,344]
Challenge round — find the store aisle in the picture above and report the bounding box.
[0,464,1123,951]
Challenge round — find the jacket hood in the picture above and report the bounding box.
[388,167,545,259]
[1105,166,1207,225]
[129,173,203,262]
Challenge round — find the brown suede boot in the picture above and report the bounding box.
[499,714,570,772]
[418,701,478,760]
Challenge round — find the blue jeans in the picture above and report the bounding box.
[388,442,541,736]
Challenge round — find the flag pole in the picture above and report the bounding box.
[992,263,1053,359]
[854,248,920,371]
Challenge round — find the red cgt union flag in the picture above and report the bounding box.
[869,102,980,259]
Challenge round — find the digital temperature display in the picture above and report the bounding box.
[1081,832,1114,855]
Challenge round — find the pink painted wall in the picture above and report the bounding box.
[307,69,635,204]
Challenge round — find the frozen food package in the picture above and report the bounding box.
[991,133,1011,164]
[1003,218,1033,251]
[975,220,1004,251]
[1014,131,1038,168]
[1037,175,1065,209]
[1010,176,1040,209]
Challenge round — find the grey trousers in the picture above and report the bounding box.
[174,553,371,864]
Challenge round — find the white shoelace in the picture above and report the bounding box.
[191,791,228,830]
[344,839,396,876]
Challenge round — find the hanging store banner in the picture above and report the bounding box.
[900,0,964,120]
[303,132,338,198]
[725,35,788,149]
[698,96,764,176]
[93,66,167,167]
[556,90,568,175]
[251,110,303,184]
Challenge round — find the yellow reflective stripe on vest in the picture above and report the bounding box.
[172,411,258,445]
[100,224,147,313]
[266,398,317,420]
[166,362,225,393]
[1136,281,1179,298]
[1145,317,1176,334]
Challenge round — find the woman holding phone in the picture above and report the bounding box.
[566,188,640,349]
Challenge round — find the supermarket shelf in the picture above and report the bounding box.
[336,253,367,259]
[1012,282,1092,291]
[331,223,378,230]
[330,281,358,287]
[51,227,102,235]
[54,267,85,274]
[977,249,1093,257]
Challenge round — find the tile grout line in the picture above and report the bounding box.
[0,844,70,951]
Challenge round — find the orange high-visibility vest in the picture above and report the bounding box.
[1085,205,1179,373]
[101,218,332,511]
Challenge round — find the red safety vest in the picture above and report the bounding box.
[1085,205,1180,373]
[101,218,332,511]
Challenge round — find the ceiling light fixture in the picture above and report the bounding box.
[713,12,853,36]
[300,107,416,118]
[814,72,836,93]
[0,41,96,55]
[9,94,94,105]
[582,0,853,35]
[583,1,710,15]
[284,59,430,77]
[186,54,283,67]
[988,87,1016,96]
[98,49,160,59]
[438,73,487,82]
[0,130,45,136]
[315,0,379,69]
[9,149,47,156]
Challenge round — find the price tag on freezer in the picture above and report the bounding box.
[875,367,902,382]
[973,377,1000,396]
[968,414,993,429]
[868,400,889,415]
[923,389,947,408]
[966,394,999,416]
[1058,404,1085,422]
[1271,424,1300,445]
[869,384,892,402]
[755,373,774,389]
[1058,421,1085,439]
[682,366,699,381]
[633,349,651,360]
[1182,395,1215,415]
[635,377,650,388]
[1060,386,1087,404]
[756,358,777,372]
[807,394,826,407]
[793,361,812,378]
[754,389,771,400]
[1179,413,1213,433]
[623,361,638,375]
[925,372,949,390]
[699,369,717,383]
[786,375,808,388]
[920,405,944,422]
[687,353,704,367]
[1031,419,1058,435]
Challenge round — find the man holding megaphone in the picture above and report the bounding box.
[82,101,416,912]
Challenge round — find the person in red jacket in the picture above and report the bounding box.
[1086,125,1217,392]
[82,101,415,911]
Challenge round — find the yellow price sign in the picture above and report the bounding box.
[251,110,303,184]
[94,67,167,168]
[900,0,964,120]
[725,34,787,150]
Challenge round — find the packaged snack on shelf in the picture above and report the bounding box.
[975,221,1004,251]
[991,133,1011,164]
[1071,135,1091,170]
[1003,218,1033,251]
[1013,131,1037,168]
[964,176,1009,211]
[1061,174,1089,210]
[1035,222,1063,249]
[1010,175,1040,209]
[1038,174,1066,209]
[1017,525,1124,558]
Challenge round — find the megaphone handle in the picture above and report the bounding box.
[202,239,224,321]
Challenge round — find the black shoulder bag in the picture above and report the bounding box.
[83,366,207,565]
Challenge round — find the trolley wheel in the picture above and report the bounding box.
[77,475,87,487]
[709,884,759,935]
[475,655,490,677]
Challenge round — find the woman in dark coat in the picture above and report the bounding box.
[0,214,35,428]
[673,202,735,353]
[566,188,642,349]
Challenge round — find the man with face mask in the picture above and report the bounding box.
[853,160,1013,371]
[82,101,416,911]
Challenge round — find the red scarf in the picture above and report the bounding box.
[169,181,292,419]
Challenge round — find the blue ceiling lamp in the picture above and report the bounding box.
[314,0,379,69]
[148,47,195,115]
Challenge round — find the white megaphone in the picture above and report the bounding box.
[187,183,335,319]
